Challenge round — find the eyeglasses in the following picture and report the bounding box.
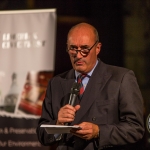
[67,40,98,57]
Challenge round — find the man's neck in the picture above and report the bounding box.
[75,59,99,78]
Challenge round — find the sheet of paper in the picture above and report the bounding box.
[40,124,81,134]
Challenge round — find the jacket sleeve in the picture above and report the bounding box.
[36,79,58,146]
[99,70,145,148]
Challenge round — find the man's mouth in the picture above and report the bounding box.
[74,60,84,65]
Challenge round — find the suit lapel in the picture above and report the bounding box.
[59,69,75,106]
[71,60,112,125]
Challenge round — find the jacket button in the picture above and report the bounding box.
[49,138,53,142]
[92,117,96,121]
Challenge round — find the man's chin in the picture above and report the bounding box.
[74,66,85,73]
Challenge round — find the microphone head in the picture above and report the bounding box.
[71,82,80,95]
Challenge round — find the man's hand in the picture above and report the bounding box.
[56,104,80,125]
[70,122,99,140]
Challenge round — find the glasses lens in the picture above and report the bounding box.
[68,49,89,56]
[80,49,89,56]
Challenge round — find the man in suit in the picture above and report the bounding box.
[37,23,144,149]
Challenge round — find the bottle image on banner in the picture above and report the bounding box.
[4,72,19,113]
[19,71,53,116]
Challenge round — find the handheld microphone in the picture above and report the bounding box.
[68,82,80,106]
[64,82,80,126]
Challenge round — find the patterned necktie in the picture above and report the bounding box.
[77,74,87,99]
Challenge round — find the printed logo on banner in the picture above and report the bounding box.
[2,33,46,49]
[147,114,150,133]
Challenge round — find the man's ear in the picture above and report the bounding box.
[96,42,102,55]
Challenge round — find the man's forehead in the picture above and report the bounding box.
[68,35,90,41]
[67,36,92,45]
[68,28,95,43]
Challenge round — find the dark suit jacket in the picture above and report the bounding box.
[37,60,145,150]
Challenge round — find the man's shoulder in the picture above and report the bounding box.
[98,59,129,73]
[47,69,74,86]
[53,69,74,80]
[106,63,129,73]
[99,61,134,80]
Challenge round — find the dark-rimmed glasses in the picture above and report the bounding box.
[67,40,98,57]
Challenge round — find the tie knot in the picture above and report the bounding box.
[77,74,87,83]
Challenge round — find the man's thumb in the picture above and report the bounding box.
[74,105,80,111]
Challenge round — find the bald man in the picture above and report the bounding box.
[37,23,144,150]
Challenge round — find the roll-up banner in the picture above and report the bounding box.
[0,9,56,149]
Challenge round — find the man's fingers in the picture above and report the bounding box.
[70,122,99,140]
[74,105,80,111]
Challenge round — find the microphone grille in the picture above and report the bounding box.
[71,82,80,95]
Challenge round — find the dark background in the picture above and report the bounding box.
[0,0,124,75]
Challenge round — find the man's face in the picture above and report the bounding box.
[67,27,101,74]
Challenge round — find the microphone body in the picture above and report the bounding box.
[68,82,80,106]
[65,82,80,125]
[68,93,78,106]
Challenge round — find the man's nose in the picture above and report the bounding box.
[76,49,82,58]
